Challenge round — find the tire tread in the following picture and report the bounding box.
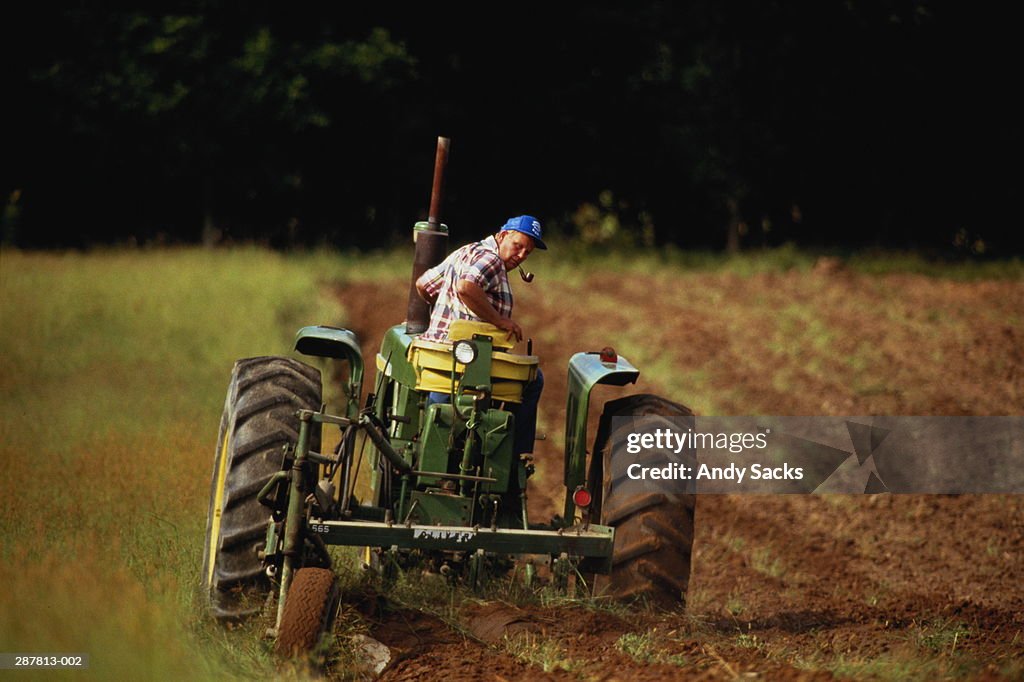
[275,568,339,657]
[590,394,696,608]
[201,356,322,621]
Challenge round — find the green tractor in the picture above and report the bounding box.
[200,139,696,657]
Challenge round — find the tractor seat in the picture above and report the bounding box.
[447,320,518,349]
[408,321,538,403]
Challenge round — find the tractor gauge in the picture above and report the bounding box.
[454,340,478,364]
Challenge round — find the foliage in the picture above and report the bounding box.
[17,8,416,246]
[7,4,1022,253]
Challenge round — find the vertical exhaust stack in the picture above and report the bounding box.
[405,137,451,334]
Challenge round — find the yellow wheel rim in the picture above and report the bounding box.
[206,428,231,587]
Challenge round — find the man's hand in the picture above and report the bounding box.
[495,317,523,342]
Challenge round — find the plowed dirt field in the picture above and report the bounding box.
[332,265,1023,681]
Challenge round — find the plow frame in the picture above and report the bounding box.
[265,407,615,628]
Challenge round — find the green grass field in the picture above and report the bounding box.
[1,246,1020,681]
[0,248,359,680]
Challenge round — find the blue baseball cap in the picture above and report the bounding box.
[499,215,547,250]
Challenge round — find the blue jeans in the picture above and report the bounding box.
[428,368,544,457]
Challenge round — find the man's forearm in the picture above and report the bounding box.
[455,279,524,342]
[416,280,437,304]
[455,280,503,324]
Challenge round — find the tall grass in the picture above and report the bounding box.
[0,247,351,680]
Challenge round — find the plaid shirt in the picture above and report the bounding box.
[417,235,513,342]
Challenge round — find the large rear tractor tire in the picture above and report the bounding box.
[590,394,696,609]
[275,568,341,658]
[202,356,322,620]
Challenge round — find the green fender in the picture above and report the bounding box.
[563,351,639,521]
[294,326,364,419]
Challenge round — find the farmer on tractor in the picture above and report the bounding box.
[415,215,547,458]
[202,142,694,654]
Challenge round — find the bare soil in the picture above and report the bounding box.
[332,268,1024,680]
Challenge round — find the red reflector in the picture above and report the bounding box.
[599,346,617,363]
[573,488,592,508]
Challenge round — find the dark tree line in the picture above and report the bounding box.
[5,2,1022,254]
